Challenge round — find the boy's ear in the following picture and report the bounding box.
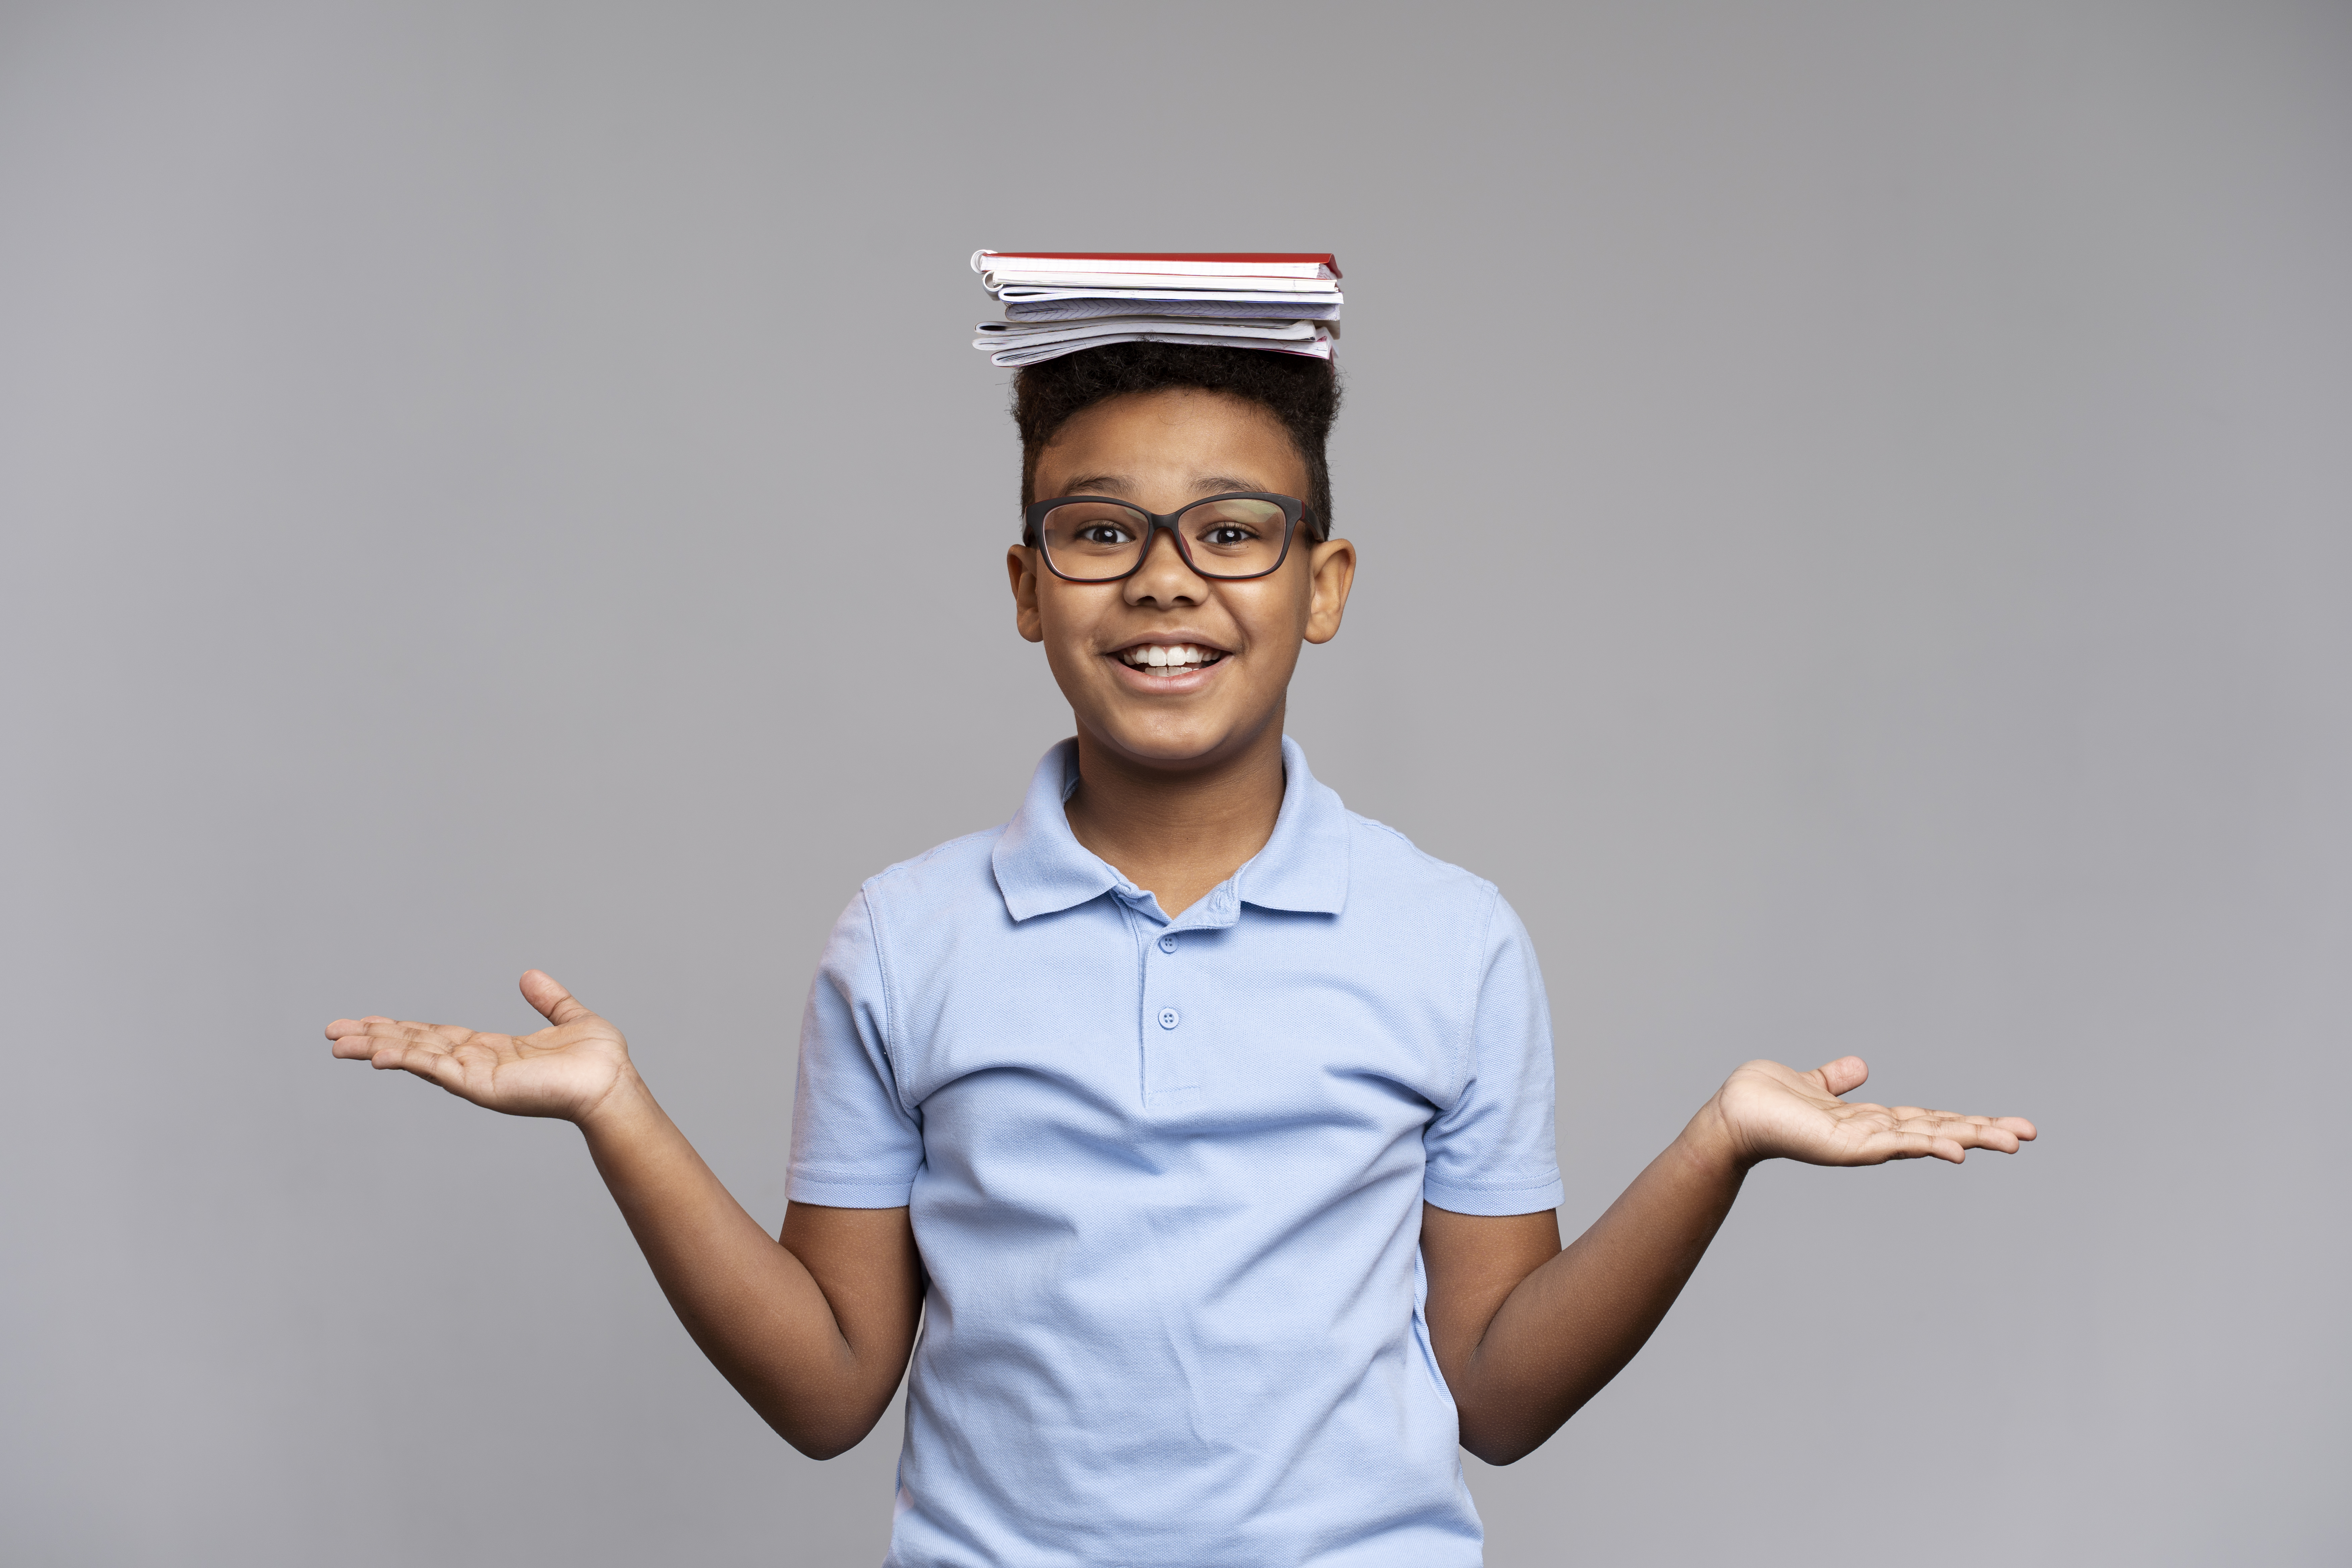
[1007,545,1046,644]
[1303,537,1356,646]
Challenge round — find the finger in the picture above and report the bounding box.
[372,1041,463,1089]
[1930,1123,2019,1154]
[1862,1129,1967,1165]
[1894,1110,2036,1152]
[332,1019,469,1051]
[520,970,593,1028]
[334,1022,496,1076]
[328,1019,440,1058]
[1877,1114,2028,1160]
[1944,1118,2027,1154]
[329,1016,450,1037]
[1810,1056,1869,1098]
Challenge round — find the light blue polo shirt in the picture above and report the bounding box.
[788,736,1563,1567]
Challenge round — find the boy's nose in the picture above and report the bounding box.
[1125,525,1207,603]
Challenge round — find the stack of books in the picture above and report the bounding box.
[970,251,1341,367]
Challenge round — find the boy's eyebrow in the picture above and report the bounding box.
[1190,475,1270,496]
[1051,473,1276,501]
[1057,473,1137,496]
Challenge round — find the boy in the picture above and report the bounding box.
[330,341,2033,1566]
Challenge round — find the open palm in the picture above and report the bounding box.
[326,970,631,1123]
[1714,1056,2036,1167]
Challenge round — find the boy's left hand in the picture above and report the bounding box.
[1705,1057,2036,1169]
[1429,1053,2036,1463]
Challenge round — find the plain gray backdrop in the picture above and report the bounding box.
[3,2,2346,1563]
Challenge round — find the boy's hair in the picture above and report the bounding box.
[1013,343,1341,537]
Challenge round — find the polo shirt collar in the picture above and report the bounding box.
[991,735,1351,923]
[1236,736,1351,916]
[992,740,1117,922]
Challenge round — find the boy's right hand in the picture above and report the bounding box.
[328,969,920,1460]
[327,970,634,1125]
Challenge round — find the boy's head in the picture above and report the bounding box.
[1006,344,1356,777]
[1013,342,1340,533]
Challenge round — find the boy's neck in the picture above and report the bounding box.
[1063,713,1287,920]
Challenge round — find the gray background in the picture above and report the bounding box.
[3,2,2346,1563]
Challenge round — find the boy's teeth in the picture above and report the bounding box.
[1124,644,1218,670]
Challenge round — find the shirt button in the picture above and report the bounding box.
[1158,1008,1180,1030]
[1158,933,1178,953]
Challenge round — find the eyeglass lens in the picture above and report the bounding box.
[1037,498,1291,581]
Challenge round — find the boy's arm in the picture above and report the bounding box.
[1421,1055,2034,1467]
[328,971,920,1460]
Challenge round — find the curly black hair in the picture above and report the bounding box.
[1012,343,1341,537]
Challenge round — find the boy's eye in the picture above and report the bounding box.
[1181,498,1287,559]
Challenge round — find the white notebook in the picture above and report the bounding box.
[970,249,1344,365]
[982,326,1334,367]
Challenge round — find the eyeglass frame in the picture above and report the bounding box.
[1021,492,1319,583]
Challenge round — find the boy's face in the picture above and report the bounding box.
[1008,388,1355,776]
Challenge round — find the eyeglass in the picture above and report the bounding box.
[1023,492,1315,583]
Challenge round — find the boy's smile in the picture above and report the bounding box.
[1008,388,1355,776]
[1109,635,1226,688]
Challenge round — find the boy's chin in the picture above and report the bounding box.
[1083,705,1271,774]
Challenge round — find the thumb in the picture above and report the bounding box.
[520,970,594,1027]
[1811,1055,1868,1098]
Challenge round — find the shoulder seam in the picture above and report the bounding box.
[1344,811,1499,894]
[855,884,910,1117]
[863,825,1005,888]
[1452,881,1502,1106]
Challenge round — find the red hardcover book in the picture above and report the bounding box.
[974,251,1341,281]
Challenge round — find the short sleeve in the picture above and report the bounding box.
[786,888,925,1208]
[1421,892,1564,1215]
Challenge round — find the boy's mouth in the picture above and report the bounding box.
[1113,642,1228,676]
